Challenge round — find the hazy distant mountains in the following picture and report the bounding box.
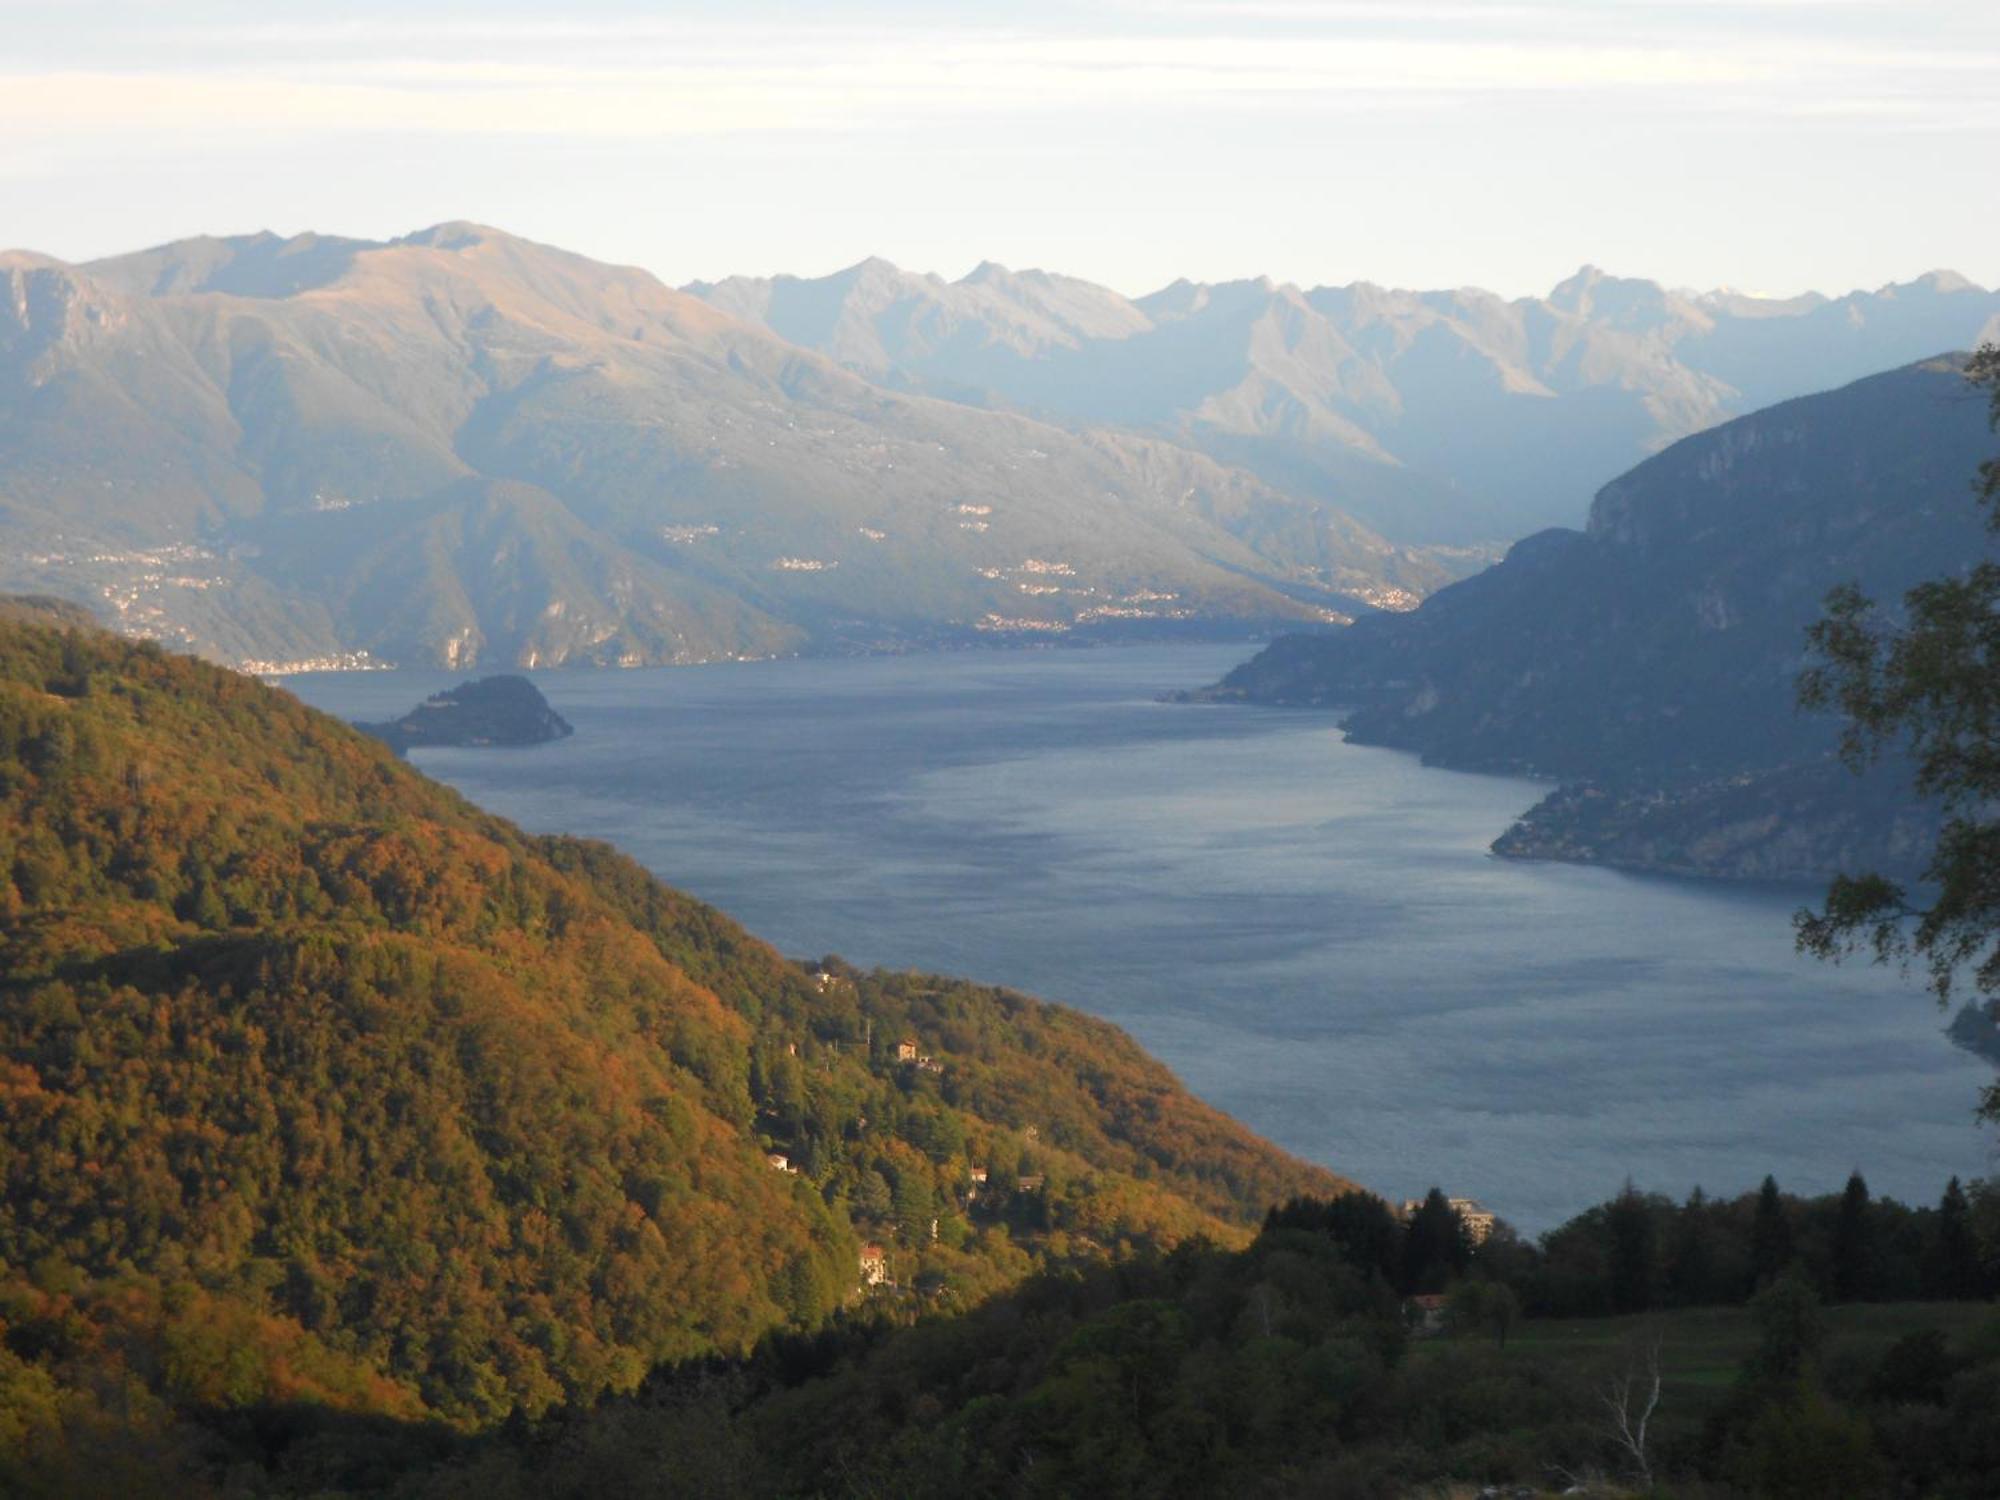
[6,222,1994,673]
[691,261,2000,544]
[1202,355,1995,880]
[0,225,1453,670]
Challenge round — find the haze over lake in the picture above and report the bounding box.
[290,644,1993,1231]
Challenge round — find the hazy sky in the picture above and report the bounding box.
[5,0,1996,297]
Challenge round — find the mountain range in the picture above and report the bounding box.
[1199,354,1997,881]
[5,222,1996,673]
[691,260,2000,545]
[0,225,1458,671]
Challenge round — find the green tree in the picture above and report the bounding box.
[1442,1278,1519,1348]
[1605,1180,1657,1313]
[1751,1175,1795,1289]
[1796,344,2000,1123]
[1745,1270,1826,1386]
[1262,1191,1402,1285]
[1665,1186,1720,1306]
[1930,1175,1986,1299]
[854,1169,893,1221]
[1400,1188,1468,1295]
[892,1168,935,1245]
[1729,1380,1885,1500]
[1829,1171,1877,1303]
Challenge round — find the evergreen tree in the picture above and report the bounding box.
[1606,1180,1657,1313]
[1401,1188,1469,1294]
[1665,1187,1717,1306]
[1751,1176,1794,1289]
[1830,1171,1877,1303]
[1264,1190,1402,1285]
[1930,1175,1985,1299]
[892,1168,936,1245]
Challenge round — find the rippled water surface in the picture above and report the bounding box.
[289,645,1993,1230]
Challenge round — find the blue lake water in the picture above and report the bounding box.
[287,644,1995,1232]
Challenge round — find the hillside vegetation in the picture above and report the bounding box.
[0,614,1353,1454]
[39,1177,1995,1497]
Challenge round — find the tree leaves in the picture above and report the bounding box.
[1796,346,2000,1119]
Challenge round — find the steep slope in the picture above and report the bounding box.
[691,260,2000,544]
[0,614,1356,1430]
[0,226,1441,670]
[1200,355,1996,879]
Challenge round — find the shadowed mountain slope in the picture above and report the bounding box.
[1200,355,1995,879]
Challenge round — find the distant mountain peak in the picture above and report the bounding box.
[396,220,512,252]
[83,228,381,299]
[1904,269,1980,295]
[830,254,906,281]
[1547,263,1617,310]
[1134,278,1210,320]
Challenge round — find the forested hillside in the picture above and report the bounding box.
[36,1176,1993,1497]
[0,611,1353,1465]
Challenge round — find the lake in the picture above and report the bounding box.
[288,644,1995,1231]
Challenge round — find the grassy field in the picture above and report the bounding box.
[1484,1301,1991,1409]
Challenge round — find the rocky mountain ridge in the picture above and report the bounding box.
[691,259,2000,544]
[1,224,1455,671]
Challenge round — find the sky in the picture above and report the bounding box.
[4,0,1996,298]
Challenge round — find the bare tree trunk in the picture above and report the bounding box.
[1599,1333,1663,1491]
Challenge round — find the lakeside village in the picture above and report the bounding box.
[785,967,1497,1320]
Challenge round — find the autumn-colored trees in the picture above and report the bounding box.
[0,615,1345,1457]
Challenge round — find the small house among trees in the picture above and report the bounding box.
[1405,1293,1448,1335]
[859,1244,890,1287]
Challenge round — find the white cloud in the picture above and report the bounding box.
[2,2,1992,295]
[4,24,1993,143]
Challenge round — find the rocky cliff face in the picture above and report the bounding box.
[1199,356,1996,881]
